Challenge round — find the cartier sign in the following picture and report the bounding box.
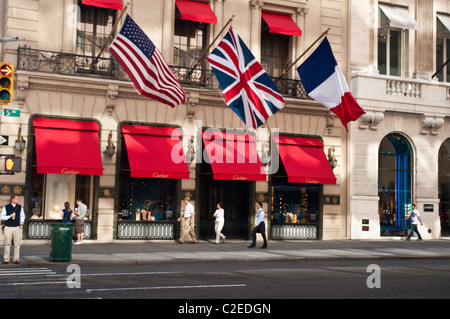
[61,168,80,175]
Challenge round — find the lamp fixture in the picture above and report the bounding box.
[328,146,337,170]
[14,124,26,152]
[105,131,116,158]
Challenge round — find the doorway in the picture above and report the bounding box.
[198,163,253,240]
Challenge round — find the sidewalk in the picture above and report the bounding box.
[6,238,450,267]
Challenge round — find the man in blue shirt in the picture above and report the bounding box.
[248,201,267,249]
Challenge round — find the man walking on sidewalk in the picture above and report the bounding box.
[248,201,267,249]
[1,195,25,264]
[406,204,423,241]
[177,197,197,244]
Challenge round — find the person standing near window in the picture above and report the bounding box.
[61,202,74,224]
[74,199,87,245]
[1,195,25,264]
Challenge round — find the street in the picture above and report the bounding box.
[1,258,449,302]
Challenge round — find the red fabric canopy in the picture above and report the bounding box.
[122,125,190,179]
[273,136,336,184]
[262,12,302,36]
[202,130,266,181]
[33,118,103,176]
[81,0,123,10]
[175,0,217,24]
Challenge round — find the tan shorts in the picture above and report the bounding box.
[75,219,84,234]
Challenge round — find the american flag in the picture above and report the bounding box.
[109,14,186,108]
[207,26,286,130]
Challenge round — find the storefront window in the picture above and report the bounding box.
[271,157,320,225]
[118,134,179,222]
[271,184,320,224]
[378,134,412,234]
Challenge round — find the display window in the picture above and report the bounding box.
[439,139,450,235]
[378,134,413,234]
[117,124,189,222]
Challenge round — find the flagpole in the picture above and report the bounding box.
[186,15,235,80]
[93,2,130,65]
[277,27,331,81]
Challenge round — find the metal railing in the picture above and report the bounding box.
[17,46,311,99]
[27,220,93,239]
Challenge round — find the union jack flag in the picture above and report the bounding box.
[207,27,286,130]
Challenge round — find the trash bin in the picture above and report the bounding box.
[50,223,73,262]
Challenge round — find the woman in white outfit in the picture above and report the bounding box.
[213,202,226,244]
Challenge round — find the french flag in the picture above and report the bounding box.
[297,37,365,131]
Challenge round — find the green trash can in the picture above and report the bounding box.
[50,223,73,262]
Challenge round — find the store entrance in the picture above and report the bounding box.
[439,139,450,236]
[198,171,252,241]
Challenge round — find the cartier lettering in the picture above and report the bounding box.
[61,168,80,175]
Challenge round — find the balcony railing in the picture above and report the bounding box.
[17,46,310,99]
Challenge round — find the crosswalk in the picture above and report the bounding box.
[0,267,67,287]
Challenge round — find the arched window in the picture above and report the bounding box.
[438,139,450,235]
[378,134,413,235]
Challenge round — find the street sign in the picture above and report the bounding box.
[0,135,8,146]
[1,109,20,117]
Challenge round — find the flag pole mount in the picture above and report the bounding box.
[277,27,331,81]
[93,2,131,65]
[186,15,236,80]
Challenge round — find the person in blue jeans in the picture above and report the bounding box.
[406,204,423,241]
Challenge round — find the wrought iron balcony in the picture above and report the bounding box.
[17,46,310,100]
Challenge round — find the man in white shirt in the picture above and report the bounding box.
[248,201,267,249]
[177,197,197,244]
[74,199,87,245]
[1,195,26,264]
[406,204,423,241]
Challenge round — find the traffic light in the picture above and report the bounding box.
[5,157,21,173]
[0,63,14,104]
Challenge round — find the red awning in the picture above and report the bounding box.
[81,0,123,10]
[262,12,302,36]
[273,136,336,184]
[122,125,190,179]
[175,0,217,24]
[202,130,266,181]
[33,118,103,176]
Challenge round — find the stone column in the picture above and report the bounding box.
[250,0,264,61]
[414,0,434,79]
[161,0,175,64]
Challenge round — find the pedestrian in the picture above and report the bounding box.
[74,199,87,245]
[177,197,197,244]
[248,201,267,249]
[406,204,423,241]
[61,202,74,224]
[1,195,25,264]
[213,202,226,244]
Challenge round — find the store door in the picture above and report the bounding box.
[198,170,252,240]
[439,139,450,236]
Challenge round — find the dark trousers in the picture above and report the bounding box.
[251,222,267,246]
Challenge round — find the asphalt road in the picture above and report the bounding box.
[1,258,449,303]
